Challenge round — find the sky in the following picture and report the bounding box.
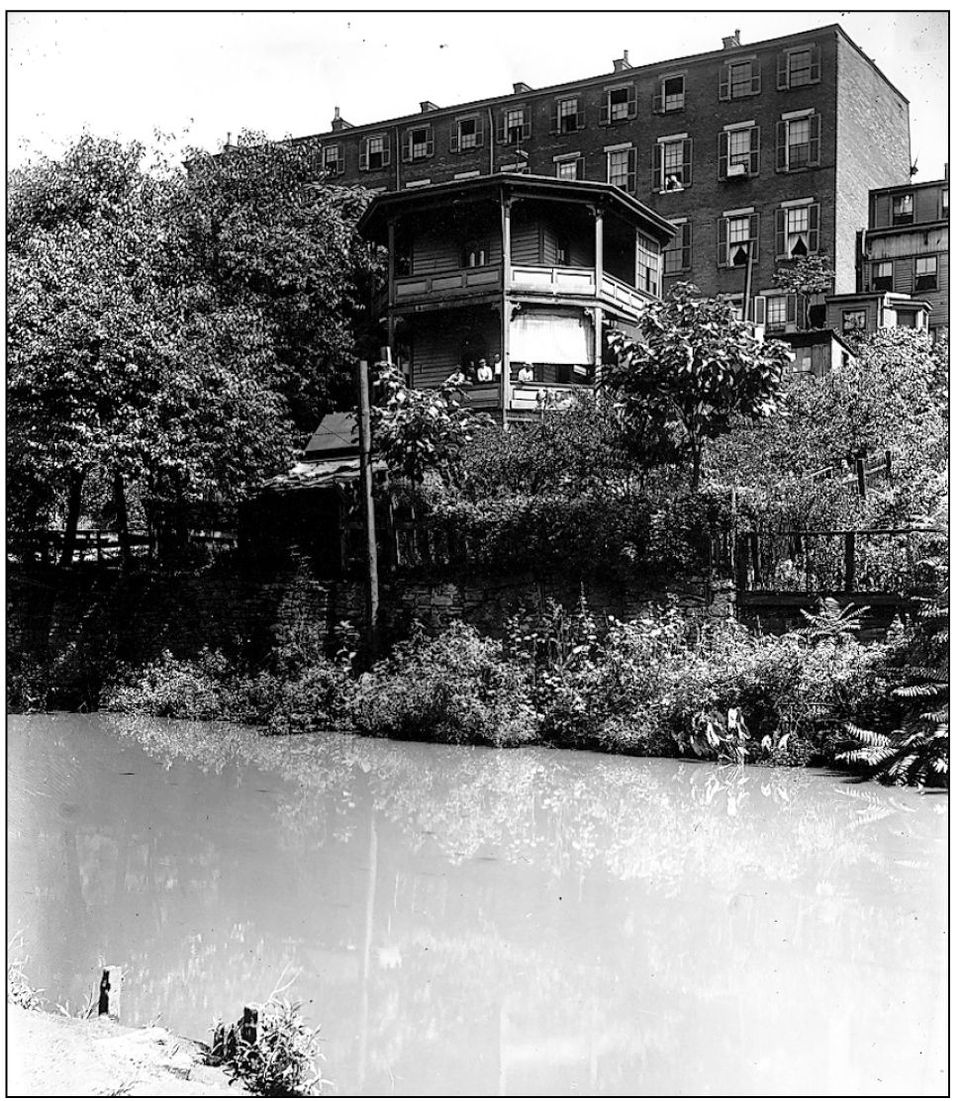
[6,10,949,180]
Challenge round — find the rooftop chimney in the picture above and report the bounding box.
[513,81,532,94]
[331,106,353,131]
[420,100,440,112]
[722,29,741,49]
[612,50,631,72]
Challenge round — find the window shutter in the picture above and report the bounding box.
[749,213,759,258]
[626,147,637,193]
[651,144,662,191]
[717,217,729,266]
[652,92,664,115]
[719,66,731,101]
[576,156,585,180]
[751,58,761,94]
[383,141,391,167]
[681,222,692,269]
[810,44,821,82]
[681,138,693,186]
[426,132,434,157]
[775,208,787,257]
[523,108,532,140]
[549,107,560,136]
[808,113,821,166]
[749,126,760,175]
[359,141,369,171]
[753,296,767,325]
[401,134,412,163]
[775,120,787,173]
[450,126,460,153]
[786,295,798,325]
[717,131,728,179]
[475,117,484,149]
[777,50,788,90]
[336,151,345,175]
[576,108,585,129]
[809,203,820,250]
[498,113,507,144]
[627,87,637,119]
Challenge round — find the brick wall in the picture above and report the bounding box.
[833,36,911,293]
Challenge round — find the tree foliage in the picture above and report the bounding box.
[604,282,791,488]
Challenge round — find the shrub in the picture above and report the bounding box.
[7,934,45,1011]
[211,998,323,1097]
[348,622,538,746]
[102,648,228,719]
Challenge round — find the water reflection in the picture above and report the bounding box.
[8,714,947,1096]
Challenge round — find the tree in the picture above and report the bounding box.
[604,282,792,489]
[772,251,834,329]
[371,367,491,488]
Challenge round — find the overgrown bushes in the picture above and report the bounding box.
[97,600,917,777]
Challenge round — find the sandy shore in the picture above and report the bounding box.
[7,1005,249,1097]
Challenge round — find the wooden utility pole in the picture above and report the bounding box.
[357,359,380,659]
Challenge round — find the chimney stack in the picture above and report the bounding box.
[420,100,440,113]
[331,106,353,131]
[612,50,631,72]
[513,81,532,94]
[722,29,741,49]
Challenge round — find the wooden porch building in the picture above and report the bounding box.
[358,173,676,422]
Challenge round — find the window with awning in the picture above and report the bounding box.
[509,309,592,364]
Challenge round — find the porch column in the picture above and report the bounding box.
[386,219,396,308]
[500,194,513,427]
[593,205,604,296]
[593,305,604,383]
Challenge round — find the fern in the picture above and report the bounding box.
[800,597,867,642]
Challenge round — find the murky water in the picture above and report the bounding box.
[8,713,947,1096]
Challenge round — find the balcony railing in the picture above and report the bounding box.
[510,265,596,295]
[394,265,500,301]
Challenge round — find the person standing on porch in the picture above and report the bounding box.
[476,358,492,382]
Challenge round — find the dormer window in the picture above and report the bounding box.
[654,75,685,114]
[892,193,915,225]
[359,134,390,172]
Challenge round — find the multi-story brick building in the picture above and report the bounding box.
[855,171,949,338]
[298,23,911,328]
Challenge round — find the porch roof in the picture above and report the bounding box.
[358,172,677,248]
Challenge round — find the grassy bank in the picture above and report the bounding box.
[79,595,944,785]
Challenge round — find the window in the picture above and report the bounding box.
[892,193,914,225]
[460,241,488,268]
[359,134,389,171]
[941,188,949,217]
[451,116,482,153]
[778,45,821,88]
[776,113,821,171]
[636,233,661,296]
[557,237,571,266]
[652,137,692,191]
[501,106,530,145]
[664,220,692,275]
[896,309,922,329]
[871,261,893,291]
[602,85,636,124]
[766,295,788,327]
[654,75,685,113]
[720,58,760,99]
[718,125,759,178]
[776,202,820,257]
[717,211,758,267]
[606,146,636,192]
[403,125,434,161]
[915,256,938,291]
[394,237,413,277]
[554,96,584,133]
[555,154,585,181]
[794,347,814,375]
[320,144,344,176]
[842,310,866,333]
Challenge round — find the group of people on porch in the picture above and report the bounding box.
[464,357,535,384]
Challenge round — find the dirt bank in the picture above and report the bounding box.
[7,1004,248,1097]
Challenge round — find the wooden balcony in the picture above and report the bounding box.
[393,262,654,321]
[457,380,591,415]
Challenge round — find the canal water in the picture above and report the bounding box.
[8,713,947,1096]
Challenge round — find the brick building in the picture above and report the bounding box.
[298,23,912,329]
[855,172,949,338]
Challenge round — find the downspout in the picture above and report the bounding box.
[487,106,496,174]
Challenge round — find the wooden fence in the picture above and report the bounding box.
[8,528,237,565]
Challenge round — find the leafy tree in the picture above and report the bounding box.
[772,251,834,328]
[604,282,792,489]
[371,367,491,487]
